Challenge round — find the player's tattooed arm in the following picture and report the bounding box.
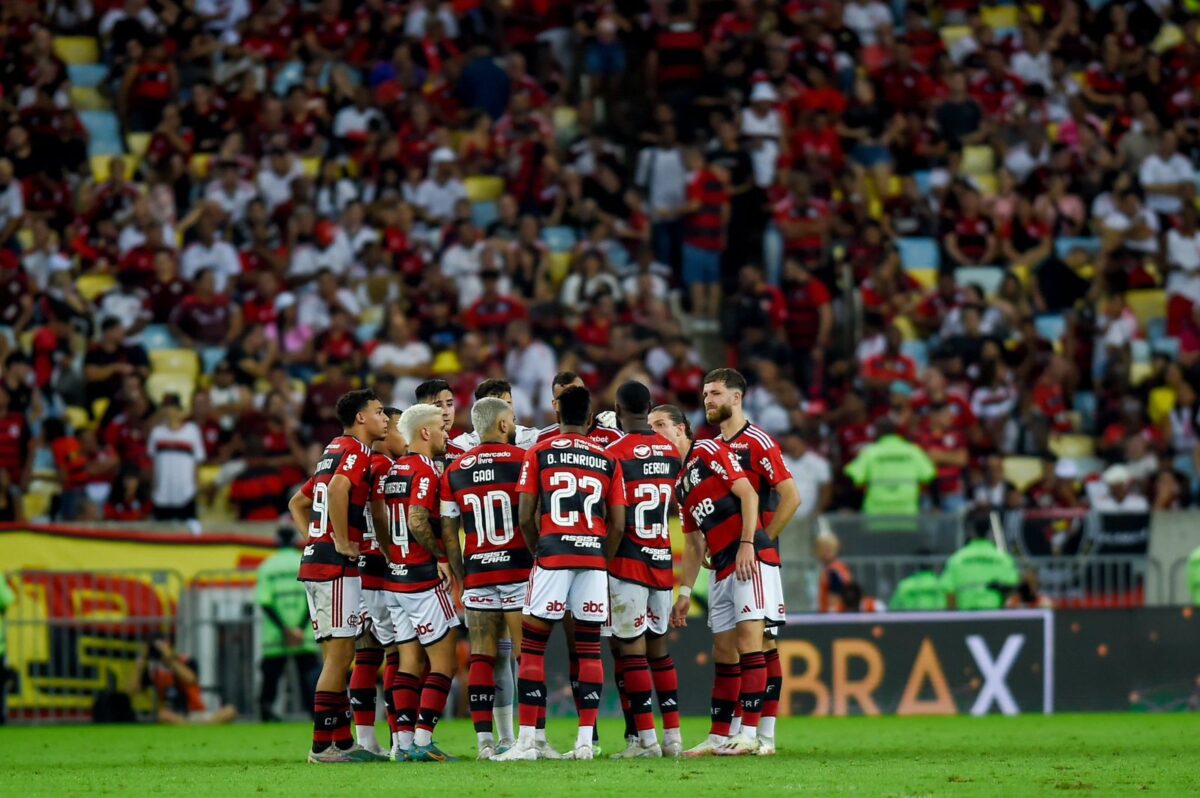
[407,506,441,556]
[440,516,465,584]
[518,493,539,552]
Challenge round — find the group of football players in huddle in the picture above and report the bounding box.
[290,367,799,763]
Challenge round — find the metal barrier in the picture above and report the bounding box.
[178,570,260,719]
[4,568,182,724]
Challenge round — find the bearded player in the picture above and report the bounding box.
[291,389,388,764]
[604,381,683,758]
[494,386,626,761]
[377,404,460,762]
[702,368,799,755]
[441,397,534,759]
[649,403,770,757]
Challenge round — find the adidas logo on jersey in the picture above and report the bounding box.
[524,689,543,699]
[741,605,753,613]
[583,692,600,701]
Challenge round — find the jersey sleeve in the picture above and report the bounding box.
[339,448,370,489]
[517,447,540,495]
[439,467,460,518]
[708,444,744,488]
[411,464,439,511]
[678,492,697,534]
[606,458,627,506]
[756,435,793,486]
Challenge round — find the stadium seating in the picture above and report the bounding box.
[141,325,180,352]
[1035,314,1066,343]
[955,266,1005,296]
[961,146,995,176]
[149,349,201,379]
[471,200,499,230]
[52,36,99,64]
[897,237,940,272]
[1126,290,1167,331]
[1049,434,1095,459]
[465,175,504,203]
[76,273,117,302]
[542,226,577,253]
[1002,456,1044,491]
[67,63,107,88]
[81,111,123,156]
[69,86,108,111]
[146,372,197,408]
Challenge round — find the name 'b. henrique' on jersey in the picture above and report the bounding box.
[441,442,533,612]
[298,435,373,582]
[517,434,626,571]
[607,432,681,589]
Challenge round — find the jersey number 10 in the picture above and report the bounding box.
[463,490,516,548]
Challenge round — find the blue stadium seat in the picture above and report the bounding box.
[1054,237,1101,259]
[1146,317,1167,341]
[1152,337,1181,359]
[1034,314,1066,342]
[607,244,630,271]
[897,237,939,272]
[471,200,499,230]
[954,265,1004,295]
[542,226,577,253]
[141,325,178,352]
[68,64,108,89]
[913,170,933,197]
[1131,339,1150,364]
[356,322,378,343]
[902,340,929,370]
[200,346,226,374]
[1074,390,1097,432]
[81,110,123,156]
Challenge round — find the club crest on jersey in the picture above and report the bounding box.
[633,444,652,459]
[550,438,572,449]
[459,455,477,469]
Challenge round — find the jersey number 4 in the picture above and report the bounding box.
[387,503,411,558]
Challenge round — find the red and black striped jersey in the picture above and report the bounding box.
[719,422,793,566]
[381,453,442,593]
[359,451,394,590]
[440,438,469,472]
[441,442,533,588]
[606,431,681,590]
[536,422,625,447]
[298,434,373,582]
[677,438,764,581]
[517,433,626,571]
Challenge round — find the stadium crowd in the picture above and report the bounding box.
[0,0,1199,525]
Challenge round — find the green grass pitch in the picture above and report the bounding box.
[1,715,1197,796]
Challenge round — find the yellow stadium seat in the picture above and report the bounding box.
[53,36,100,65]
[893,315,918,341]
[981,5,1019,29]
[23,489,56,521]
[431,350,461,375]
[1025,4,1044,24]
[1049,434,1095,459]
[301,157,321,178]
[1045,122,1060,142]
[91,155,135,182]
[1130,362,1154,386]
[1147,386,1176,427]
[553,106,577,131]
[190,153,213,179]
[76,273,117,302]
[909,268,937,290]
[974,173,998,196]
[548,251,573,284]
[1003,456,1044,491]
[92,397,111,423]
[16,228,34,251]
[886,175,903,197]
[1152,24,1183,54]
[126,132,152,159]
[939,25,971,49]
[962,145,995,176]
[146,372,196,409]
[150,348,200,378]
[198,464,221,490]
[69,86,108,111]
[464,175,504,203]
[65,405,93,432]
[1126,289,1166,330]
